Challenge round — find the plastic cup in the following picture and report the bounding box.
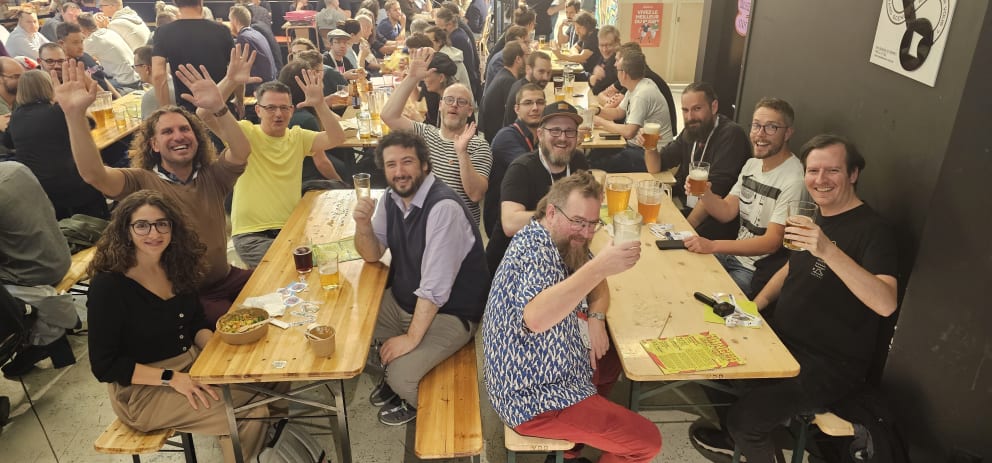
[353,173,371,199]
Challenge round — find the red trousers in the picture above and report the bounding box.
[514,342,661,462]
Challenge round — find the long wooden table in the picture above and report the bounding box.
[190,189,389,463]
[91,92,144,150]
[590,172,799,412]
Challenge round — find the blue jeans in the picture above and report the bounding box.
[714,253,753,294]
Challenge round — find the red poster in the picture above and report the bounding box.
[630,3,663,47]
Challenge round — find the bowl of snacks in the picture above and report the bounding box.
[216,308,270,345]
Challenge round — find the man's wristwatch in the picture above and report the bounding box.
[587,312,606,321]
[160,369,174,386]
[212,106,229,118]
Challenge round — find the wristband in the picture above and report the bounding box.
[212,106,229,118]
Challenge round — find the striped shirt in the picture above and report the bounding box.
[412,122,493,226]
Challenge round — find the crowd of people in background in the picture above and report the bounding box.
[0,2,899,463]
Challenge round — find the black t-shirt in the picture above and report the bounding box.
[153,19,234,112]
[527,0,555,37]
[480,68,518,143]
[590,54,617,95]
[773,204,898,381]
[578,28,602,74]
[485,150,589,274]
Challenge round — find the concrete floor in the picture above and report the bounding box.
[0,298,724,462]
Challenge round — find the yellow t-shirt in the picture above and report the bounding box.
[231,121,319,235]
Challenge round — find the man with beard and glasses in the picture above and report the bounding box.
[645,82,750,241]
[59,46,257,324]
[484,171,661,463]
[682,98,806,296]
[480,41,527,143]
[382,47,492,227]
[484,102,590,276]
[353,130,489,426]
[484,83,546,237]
[503,50,552,126]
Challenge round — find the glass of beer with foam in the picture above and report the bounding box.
[687,161,710,196]
[605,175,633,217]
[642,122,661,150]
[636,179,670,224]
[784,200,818,251]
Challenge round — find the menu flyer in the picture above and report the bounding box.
[640,332,746,374]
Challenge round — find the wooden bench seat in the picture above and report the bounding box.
[55,246,96,294]
[505,425,574,463]
[415,340,482,461]
[94,418,196,462]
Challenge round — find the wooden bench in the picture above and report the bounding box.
[94,418,197,463]
[732,412,856,463]
[415,340,483,462]
[55,246,96,295]
[504,425,575,463]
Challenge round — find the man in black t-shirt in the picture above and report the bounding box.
[689,134,899,463]
[151,0,234,112]
[485,101,589,275]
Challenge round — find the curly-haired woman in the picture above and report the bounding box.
[86,190,273,462]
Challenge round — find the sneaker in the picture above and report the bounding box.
[369,379,397,406]
[689,421,741,463]
[378,398,417,426]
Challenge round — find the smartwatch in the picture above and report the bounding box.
[160,369,174,386]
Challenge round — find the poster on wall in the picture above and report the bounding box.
[869,0,956,87]
[630,3,663,47]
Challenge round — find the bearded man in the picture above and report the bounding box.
[483,170,661,463]
[645,81,751,240]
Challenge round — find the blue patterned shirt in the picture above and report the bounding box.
[483,220,596,427]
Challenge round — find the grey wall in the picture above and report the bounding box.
[732,0,992,460]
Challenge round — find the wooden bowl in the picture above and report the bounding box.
[215,308,270,345]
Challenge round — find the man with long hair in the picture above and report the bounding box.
[59,45,257,323]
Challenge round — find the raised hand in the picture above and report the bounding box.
[407,47,434,82]
[294,68,326,109]
[53,59,98,117]
[176,64,226,113]
[454,121,477,154]
[226,43,261,87]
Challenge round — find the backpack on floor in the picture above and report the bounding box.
[0,285,32,366]
[58,214,109,254]
[256,419,328,463]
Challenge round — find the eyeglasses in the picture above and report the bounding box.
[0,73,22,80]
[131,63,148,70]
[554,205,604,232]
[41,58,66,66]
[257,104,295,113]
[542,127,578,139]
[518,99,546,107]
[130,219,173,235]
[440,96,471,108]
[750,122,788,135]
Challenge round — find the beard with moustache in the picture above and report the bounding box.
[555,234,592,272]
[681,114,716,143]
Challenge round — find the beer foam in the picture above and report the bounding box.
[643,122,661,134]
[689,168,709,180]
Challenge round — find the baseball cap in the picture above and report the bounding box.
[428,52,457,77]
[540,101,583,126]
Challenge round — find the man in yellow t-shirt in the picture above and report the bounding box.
[227,72,346,267]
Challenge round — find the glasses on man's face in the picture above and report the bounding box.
[440,96,471,108]
[542,127,578,139]
[554,205,604,233]
[0,73,22,81]
[42,58,66,66]
[750,122,788,135]
[130,219,173,236]
[258,104,295,114]
[131,63,148,70]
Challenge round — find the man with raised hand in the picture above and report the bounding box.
[381,47,492,227]
[57,45,257,323]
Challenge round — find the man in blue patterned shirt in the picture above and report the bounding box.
[483,171,661,463]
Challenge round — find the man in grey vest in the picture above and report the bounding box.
[353,130,490,426]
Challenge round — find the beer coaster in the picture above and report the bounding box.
[288,282,308,292]
[301,302,320,313]
[276,287,295,297]
[284,296,302,307]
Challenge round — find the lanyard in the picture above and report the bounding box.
[538,149,570,184]
[511,122,535,152]
[690,116,720,165]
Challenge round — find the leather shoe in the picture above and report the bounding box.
[2,334,75,378]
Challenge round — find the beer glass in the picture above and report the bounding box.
[687,161,710,196]
[318,250,340,290]
[636,179,670,224]
[642,122,661,150]
[580,107,594,143]
[783,200,818,251]
[538,35,547,49]
[554,87,566,102]
[613,210,642,244]
[293,245,313,284]
[113,106,127,130]
[353,173,371,199]
[563,69,575,96]
[605,175,632,217]
[89,91,113,130]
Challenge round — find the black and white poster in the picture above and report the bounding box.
[869,0,956,87]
